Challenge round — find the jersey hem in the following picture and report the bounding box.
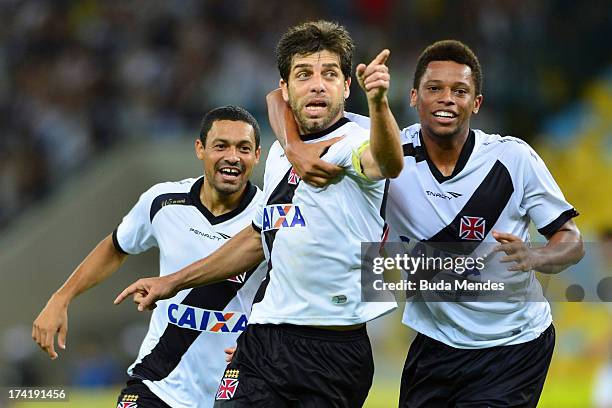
[249,306,396,326]
[402,313,553,349]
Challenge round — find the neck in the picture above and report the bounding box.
[420,127,470,177]
[199,180,246,217]
[296,112,344,139]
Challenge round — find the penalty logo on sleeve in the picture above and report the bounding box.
[215,369,240,400]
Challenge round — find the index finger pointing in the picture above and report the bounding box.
[114,283,139,305]
[371,49,390,66]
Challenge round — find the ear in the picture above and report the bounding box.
[344,77,351,99]
[195,138,205,160]
[472,94,483,114]
[280,78,289,102]
[410,88,418,108]
[254,146,261,164]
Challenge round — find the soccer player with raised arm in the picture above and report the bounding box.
[33,106,266,408]
[270,40,584,407]
[115,20,403,407]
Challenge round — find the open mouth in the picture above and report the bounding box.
[218,167,242,181]
[432,110,458,122]
[304,100,328,116]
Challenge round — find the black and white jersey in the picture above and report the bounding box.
[113,177,266,408]
[388,124,578,348]
[250,118,396,325]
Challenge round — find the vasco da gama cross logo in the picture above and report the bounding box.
[459,216,486,241]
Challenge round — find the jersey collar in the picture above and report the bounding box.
[189,177,258,225]
[299,117,350,142]
[419,129,475,183]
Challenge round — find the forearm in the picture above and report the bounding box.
[53,234,127,304]
[168,225,264,291]
[266,89,300,149]
[367,97,403,178]
[535,226,584,274]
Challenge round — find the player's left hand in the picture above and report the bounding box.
[356,49,391,106]
[224,347,236,363]
[285,136,344,187]
[492,230,543,272]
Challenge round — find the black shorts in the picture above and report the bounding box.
[117,378,171,408]
[213,323,374,408]
[399,324,555,408]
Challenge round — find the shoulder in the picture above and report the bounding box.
[252,185,265,206]
[136,178,197,208]
[145,178,197,197]
[269,140,283,155]
[344,111,371,129]
[264,141,287,173]
[475,129,540,165]
[400,123,421,145]
[266,141,286,163]
[319,121,370,161]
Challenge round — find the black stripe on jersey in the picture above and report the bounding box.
[149,178,258,225]
[253,166,301,304]
[150,193,192,222]
[189,178,258,225]
[538,208,579,236]
[402,143,426,162]
[299,117,350,141]
[419,130,475,183]
[131,278,251,382]
[425,160,514,254]
[111,228,129,255]
[380,179,390,220]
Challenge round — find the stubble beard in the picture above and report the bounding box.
[290,97,345,135]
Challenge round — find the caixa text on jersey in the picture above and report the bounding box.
[167,303,248,333]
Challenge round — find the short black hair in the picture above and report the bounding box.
[199,105,260,148]
[413,40,483,96]
[276,20,354,82]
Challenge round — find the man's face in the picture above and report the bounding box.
[196,120,260,195]
[280,50,351,134]
[411,60,483,140]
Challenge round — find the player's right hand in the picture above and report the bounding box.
[286,136,344,187]
[32,296,68,360]
[356,49,391,106]
[114,276,176,311]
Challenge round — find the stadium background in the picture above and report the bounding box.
[0,0,610,407]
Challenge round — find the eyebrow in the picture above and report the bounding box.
[292,62,341,71]
[209,136,254,145]
[424,79,471,88]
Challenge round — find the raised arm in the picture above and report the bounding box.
[356,49,403,180]
[266,89,343,187]
[33,234,128,359]
[114,224,264,311]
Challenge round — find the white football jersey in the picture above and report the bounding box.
[388,124,578,348]
[113,177,266,408]
[250,117,397,325]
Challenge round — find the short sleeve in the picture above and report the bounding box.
[521,146,578,235]
[323,130,376,183]
[344,112,371,129]
[252,200,264,232]
[114,188,158,254]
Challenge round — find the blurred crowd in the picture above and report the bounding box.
[0,0,610,229]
